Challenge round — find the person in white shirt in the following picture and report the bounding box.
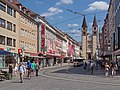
[18,62,25,83]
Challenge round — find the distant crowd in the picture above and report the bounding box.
[83,60,118,77]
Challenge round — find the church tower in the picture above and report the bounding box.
[82,16,87,59]
[92,15,98,60]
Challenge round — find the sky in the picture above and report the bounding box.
[19,0,110,42]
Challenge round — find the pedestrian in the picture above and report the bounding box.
[27,60,32,79]
[18,62,25,83]
[111,62,115,77]
[90,62,95,74]
[112,63,118,77]
[31,61,35,76]
[84,62,87,69]
[105,62,110,77]
[35,62,40,77]
[14,63,18,77]
[9,64,13,79]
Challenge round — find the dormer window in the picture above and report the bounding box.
[19,5,22,11]
[26,11,30,15]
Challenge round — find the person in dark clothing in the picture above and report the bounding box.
[9,64,13,79]
[35,62,40,76]
[27,60,32,79]
[84,62,87,69]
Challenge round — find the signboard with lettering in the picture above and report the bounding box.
[41,24,45,49]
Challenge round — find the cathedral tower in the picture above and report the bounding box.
[92,15,98,60]
[82,16,87,59]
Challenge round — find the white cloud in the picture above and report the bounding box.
[71,29,81,33]
[48,7,63,14]
[36,1,44,4]
[56,0,73,5]
[41,7,63,17]
[85,1,109,12]
[67,24,79,27]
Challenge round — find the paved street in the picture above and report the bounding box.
[0,65,120,90]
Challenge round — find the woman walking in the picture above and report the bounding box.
[105,62,110,77]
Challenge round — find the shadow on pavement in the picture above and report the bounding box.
[52,66,106,77]
[11,81,21,83]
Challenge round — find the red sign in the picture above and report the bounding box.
[18,49,22,53]
[41,24,45,48]
[0,48,4,50]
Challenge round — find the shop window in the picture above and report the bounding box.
[7,21,12,31]
[13,39,16,47]
[0,1,6,12]
[13,24,16,32]
[7,6,12,16]
[0,35,5,45]
[7,37,12,46]
[0,18,5,28]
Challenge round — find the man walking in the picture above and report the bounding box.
[18,62,25,83]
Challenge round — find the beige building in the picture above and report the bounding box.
[0,0,19,53]
[82,16,98,60]
[0,0,38,65]
[12,1,38,58]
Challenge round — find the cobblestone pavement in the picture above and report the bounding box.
[0,65,120,90]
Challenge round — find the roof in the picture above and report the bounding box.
[82,16,87,27]
[92,15,98,27]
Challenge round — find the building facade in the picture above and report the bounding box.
[0,0,19,67]
[114,0,120,62]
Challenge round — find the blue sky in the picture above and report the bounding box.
[19,0,110,42]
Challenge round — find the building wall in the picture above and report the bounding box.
[0,0,19,53]
[108,0,115,53]
[114,0,120,57]
[19,14,37,55]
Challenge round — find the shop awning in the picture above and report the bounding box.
[29,56,46,58]
[0,50,11,55]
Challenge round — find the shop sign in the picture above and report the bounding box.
[41,24,45,48]
[0,48,4,50]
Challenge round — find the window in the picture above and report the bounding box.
[0,18,5,28]
[7,37,12,46]
[0,1,6,12]
[7,6,12,16]
[83,32,86,35]
[13,24,16,32]
[7,21,12,31]
[0,35,5,45]
[13,10,16,17]
[13,39,16,47]
[94,32,96,35]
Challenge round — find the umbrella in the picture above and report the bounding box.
[0,50,11,55]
